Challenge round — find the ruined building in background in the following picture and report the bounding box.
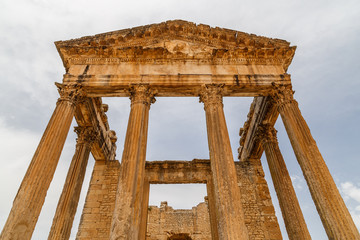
[146,201,212,240]
[0,20,359,240]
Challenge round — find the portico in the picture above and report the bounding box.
[1,20,358,240]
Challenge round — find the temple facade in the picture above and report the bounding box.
[0,20,359,240]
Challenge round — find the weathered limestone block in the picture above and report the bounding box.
[76,160,120,240]
[55,20,295,98]
[75,158,282,240]
[146,201,211,240]
[236,159,282,240]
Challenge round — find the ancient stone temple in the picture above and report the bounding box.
[0,20,359,240]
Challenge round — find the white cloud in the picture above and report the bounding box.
[290,174,305,190]
[340,181,360,229]
[341,182,360,203]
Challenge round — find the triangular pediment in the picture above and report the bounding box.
[55,20,296,71]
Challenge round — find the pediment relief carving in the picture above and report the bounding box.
[146,40,215,57]
[56,20,290,49]
[56,20,296,70]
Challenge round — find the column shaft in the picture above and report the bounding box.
[258,124,311,240]
[200,84,249,240]
[48,127,96,240]
[110,85,155,240]
[0,84,83,240]
[272,85,360,239]
[206,177,219,240]
[139,179,150,240]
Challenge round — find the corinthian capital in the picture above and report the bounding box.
[129,84,156,106]
[199,84,224,110]
[270,83,296,111]
[56,83,86,106]
[256,124,278,144]
[74,126,98,146]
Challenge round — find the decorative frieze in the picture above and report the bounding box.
[56,20,291,49]
[66,56,288,64]
[55,20,296,73]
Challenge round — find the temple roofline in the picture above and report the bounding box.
[54,20,296,72]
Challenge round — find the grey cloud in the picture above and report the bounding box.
[1,0,360,239]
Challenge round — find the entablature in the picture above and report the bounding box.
[56,20,296,72]
[145,159,211,184]
[56,20,296,98]
[75,97,117,161]
[144,159,252,184]
[63,73,291,97]
[238,96,279,161]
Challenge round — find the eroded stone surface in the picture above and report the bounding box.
[76,160,120,240]
[2,20,357,240]
[146,201,211,240]
[76,160,282,240]
[55,20,295,98]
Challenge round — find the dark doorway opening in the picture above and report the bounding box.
[167,233,192,240]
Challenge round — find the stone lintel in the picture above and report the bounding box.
[238,96,279,161]
[145,159,211,184]
[74,97,117,161]
[64,74,290,97]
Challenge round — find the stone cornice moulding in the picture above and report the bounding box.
[55,20,296,72]
[65,56,289,65]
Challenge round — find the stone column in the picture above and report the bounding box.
[48,126,97,240]
[110,85,155,240]
[0,83,84,240]
[257,124,311,240]
[199,84,249,240]
[206,177,219,240]
[139,179,150,240]
[271,84,360,240]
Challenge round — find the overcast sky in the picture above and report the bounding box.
[0,0,359,239]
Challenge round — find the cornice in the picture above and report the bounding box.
[55,20,296,71]
[63,48,294,65]
[55,20,291,49]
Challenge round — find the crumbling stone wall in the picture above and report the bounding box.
[76,160,120,240]
[146,201,211,240]
[236,159,282,239]
[76,158,282,240]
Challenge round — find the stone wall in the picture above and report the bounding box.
[76,160,120,240]
[76,158,282,239]
[146,201,211,240]
[236,158,282,239]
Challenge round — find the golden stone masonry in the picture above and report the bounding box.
[1,20,359,240]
